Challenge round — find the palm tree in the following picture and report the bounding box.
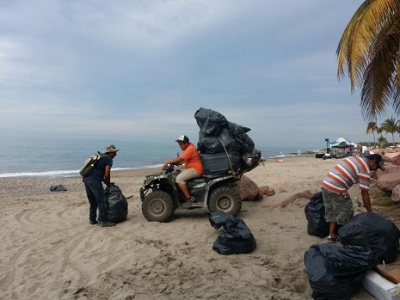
[378,136,388,148]
[337,0,400,120]
[381,117,398,146]
[366,121,378,146]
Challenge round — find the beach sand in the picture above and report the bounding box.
[1,156,395,299]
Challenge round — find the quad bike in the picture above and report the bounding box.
[140,164,242,222]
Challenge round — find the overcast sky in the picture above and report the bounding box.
[1,0,395,147]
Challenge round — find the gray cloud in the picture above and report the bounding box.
[1,0,390,147]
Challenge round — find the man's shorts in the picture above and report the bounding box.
[175,168,200,184]
[321,188,353,225]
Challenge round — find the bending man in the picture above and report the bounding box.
[321,153,385,243]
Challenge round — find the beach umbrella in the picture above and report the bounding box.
[330,137,357,148]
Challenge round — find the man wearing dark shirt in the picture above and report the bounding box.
[82,144,119,227]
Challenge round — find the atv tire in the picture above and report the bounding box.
[208,186,242,216]
[142,190,175,222]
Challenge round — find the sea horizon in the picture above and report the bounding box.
[1,136,322,178]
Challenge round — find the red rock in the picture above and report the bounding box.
[392,156,400,166]
[233,175,259,201]
[391,185,400,203]
[383,152,400,163]
[266,189,275,196]
[376,169,400,191]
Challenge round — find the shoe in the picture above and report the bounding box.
[186,196,195,203]
[327,236,338,243]
[89,220,97,225]
[98,221,116,227]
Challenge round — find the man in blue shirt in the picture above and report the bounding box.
[83,144,119,227]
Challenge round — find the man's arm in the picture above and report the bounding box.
[360,189,373,212]
[162,157,185,170]
[103,165,111,187]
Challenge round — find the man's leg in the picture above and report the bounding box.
[84,182,98,223]
[329,222,337,238]
[177,183,190,199]
[322,188,338,242]
[176,168,200,201]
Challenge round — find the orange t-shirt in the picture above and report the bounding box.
[180,143,204,176]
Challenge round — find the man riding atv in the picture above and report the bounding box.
[161,135,203,205]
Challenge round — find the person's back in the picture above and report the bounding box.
[181,142,204,176]
[322,156,370,194]
[83,155,113,183]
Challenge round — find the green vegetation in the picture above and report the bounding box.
[337,0,400,120]
[365,117,400,147]
[369,184,392,206]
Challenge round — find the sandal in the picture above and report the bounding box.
[327,236,338,243]
[186,196,195,203]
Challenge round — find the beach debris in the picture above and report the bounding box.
[304,191,329,238]
[105,185,128,223]
[50,184,67,192]
[209,211,256,255]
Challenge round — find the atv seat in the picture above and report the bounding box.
[187,177,205,189]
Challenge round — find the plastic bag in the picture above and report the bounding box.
[304,192,329,238]
[50,184,67,191]
[304,244,376,300]
[209,211,256,255]
[105,185,128,223]
[338,212,400,263]
[194,107,228,137]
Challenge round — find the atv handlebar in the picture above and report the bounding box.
[164,164,175,174]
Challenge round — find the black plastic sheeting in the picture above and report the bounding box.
[194,107,260,177]
[338,212,400,263]
[105,185,128,223]
[305,192,329,238]
[50,184,67,192]
[209,211,256,255]
[304,244,376,300]
[194,107,255,155]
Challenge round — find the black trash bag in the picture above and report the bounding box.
[305,192,329,238]
[338,212,400,263]
[227,121,251,135]
[197,128,242,154]
[105,185,128,223]
[197,135,224,154]
[194,107,228,137]
[227,122,255,153]
[304,244,376,300]
[209,211,256,255]
[50,184,67,191]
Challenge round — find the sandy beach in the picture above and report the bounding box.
[1,156,396,299]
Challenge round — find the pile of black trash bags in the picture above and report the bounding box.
[304,192,400,299]
[194,107,261,181]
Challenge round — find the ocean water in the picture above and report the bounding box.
[0,136,318,178]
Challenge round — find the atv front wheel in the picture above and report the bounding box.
[142,191,175,222]
[208,186,242,216]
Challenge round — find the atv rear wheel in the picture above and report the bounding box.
[208,186,242,216]
[142,190,175,222]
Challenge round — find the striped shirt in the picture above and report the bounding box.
[322,156,371,194]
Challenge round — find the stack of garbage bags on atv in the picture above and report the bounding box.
[194,107,261,182]
[304,192,400,299]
